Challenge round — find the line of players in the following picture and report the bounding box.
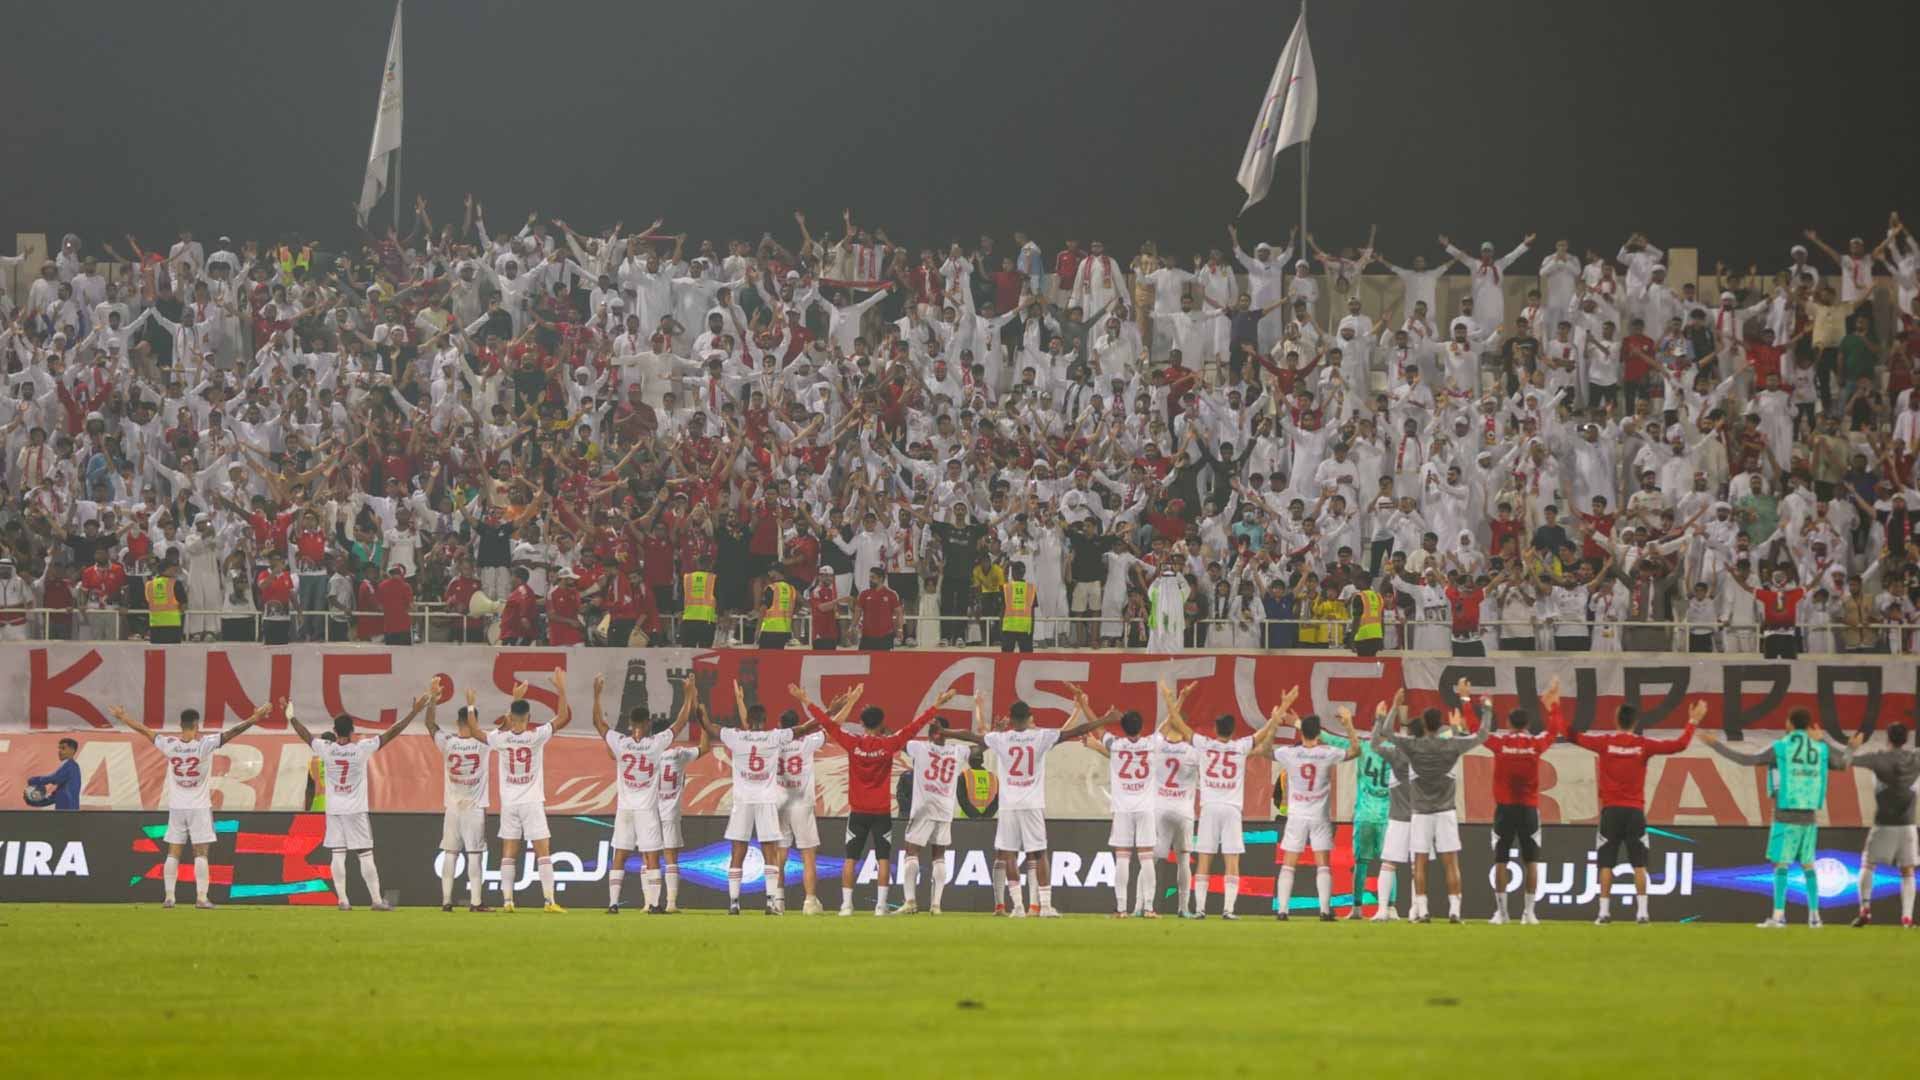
[110,668,1920,926]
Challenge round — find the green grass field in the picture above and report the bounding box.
[4,904,1912,1077]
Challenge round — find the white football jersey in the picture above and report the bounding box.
[1273,742,1347,817]
[984,727,1062,812]
[720,727,793,805]
[1152,736,1200,814]
[1102,734,1156,813]
[657,746,698,809]
[773,730,827,805]
[905,739,969,821]
[1189,734,1253,808]
[155,734,221,811]
[606,729,674,810]
[433,731,491,811]
[488,724,554,808]
[312,737,380,815]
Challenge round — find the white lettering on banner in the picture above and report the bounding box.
[0,840,90,877]
[73,742,139,810]
[1307,661,1385,725]
[1496,851,1694,909]
[432,842,611,895]
[1118,657,1218,726]
[954,849,992,886]
[919,656,998,721]
[1012,659,1092,720]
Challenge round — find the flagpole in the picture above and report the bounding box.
[392,146,401,234]
[1298,0,1309,250]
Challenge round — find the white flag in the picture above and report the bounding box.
[356,2,404,227]
[1235,10,1318,213]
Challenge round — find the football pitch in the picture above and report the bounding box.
[5,904,1911,1077]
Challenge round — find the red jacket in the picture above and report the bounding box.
[806,703,939,814]
[375,575,414,634]
[1485,702,1565,806]
[1573,725,1693,809]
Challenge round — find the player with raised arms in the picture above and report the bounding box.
[793,682,958,915]
[1826,722,1920,927]
[425,684,494,912]
[1160,679,1294,920]
[655,690,711,913]
[288,679,435,911]
[985,693,1112,917]
[1483,677,1566,926]
[691,683,799,914]
[1703,707,1852,928]
[769,690,837,916]
[1077,686,1171,918]
[898,703,986,914]
[595,670,696,914]
[110,700,272,909]
[1149,682,1202,918]
[1269,703,1365,921]
[1569,698,1702,924]
[488,669,573,913]
[1370,694,1491,923]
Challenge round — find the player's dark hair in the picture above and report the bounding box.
[859,705,884,729]
[1008,701,1031,723]
[1300,714,1321,740]
[1119,710,1143,737]
[1213,714,1235,737]
[628,707,647,727]
[456,705,473,724]
[332,713,353,737]
[1420,707,1444,735]
[1889,723,1909,748]
[1615,705,1637,731]
[1787,708,1811,730]
[58,737,77,751]
[510,700,531,716]
[1508,708,1530,730]
[179,709,200,728]
[777,708,799,729]
[932,717,949,731]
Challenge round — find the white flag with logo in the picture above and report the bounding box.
[356,2,404,227]
[1235,10,1318,213]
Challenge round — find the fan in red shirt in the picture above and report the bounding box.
[1479,676,1569,924]
[1748,570,1807,660]
[1570,698,1703,924]
[1442,577,1486,653]
[855,568,902,649]
[499,567,540,645]
[547,569,587,646]
[354,575,382,642]
[797,684,957,914]
[442,559,483,643]
[805,568,841,649]
[374,565,414,645]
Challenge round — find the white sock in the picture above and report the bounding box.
[1037,885,1052,910]
[1315,866,1331,914]
[1192,874,1209,914]
[762,864,779,906]
[1223,874,1239,913]
[331,851,349,905]
[665,867,680,907]
[1902,875,1916,921]
[164,854,179,901]
[841,885,855,913]
[1412,892,1426,920]
[466,853,484,906]
[194,855,210,903]
[642,869,662,908]
[1598,896,1611,917]
[1113,852,1133,912]
[992,863,1008,907]
[358,852,383,905]
[726,867,741,902]
[1377,865,1396,915]
[537,857,555,903]
[1522,874,1537,915]
[1137,858,1157,914]
[932,860,950,908]
[441,854,458,905]
[1177,856,1192,914]
[1277,865,1296,914]
[609,868,625,908]
[1495,879,1509,918]
[875,884,890,910]
[1008,872,1024,911]
[1447,893,1462,919]
[499,859,516,904]
[901,857,919,904]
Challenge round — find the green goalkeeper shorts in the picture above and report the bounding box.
[1351,819,1385,862]
[1766,821,1818,866]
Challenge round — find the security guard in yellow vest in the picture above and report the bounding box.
[758,577,796,650]
[1350,583,1386,657]
[146,561,185,645]
[682,567,717,648]
[1000,563,1035,653]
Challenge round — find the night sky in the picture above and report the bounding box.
[4,0,1916,267]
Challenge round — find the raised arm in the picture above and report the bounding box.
[107,704,158,746]
[591,672,609,736]
[379,679,438,750]
[548,668,572,731]
[219,701,275,748]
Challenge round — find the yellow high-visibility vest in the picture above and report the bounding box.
[1354,590,1384,641]
[146,577,182,627]
[683,571,716,622]
[762,582,795,633]
[1001,581,1033,632]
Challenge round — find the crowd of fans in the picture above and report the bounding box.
[1,199,1918,656]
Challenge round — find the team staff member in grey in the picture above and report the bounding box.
[1828,722,1920,928]
[1372,703,1489,924]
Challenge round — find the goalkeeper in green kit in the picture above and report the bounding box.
[1703,707,1857,928]
[1320,690,1400,919]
